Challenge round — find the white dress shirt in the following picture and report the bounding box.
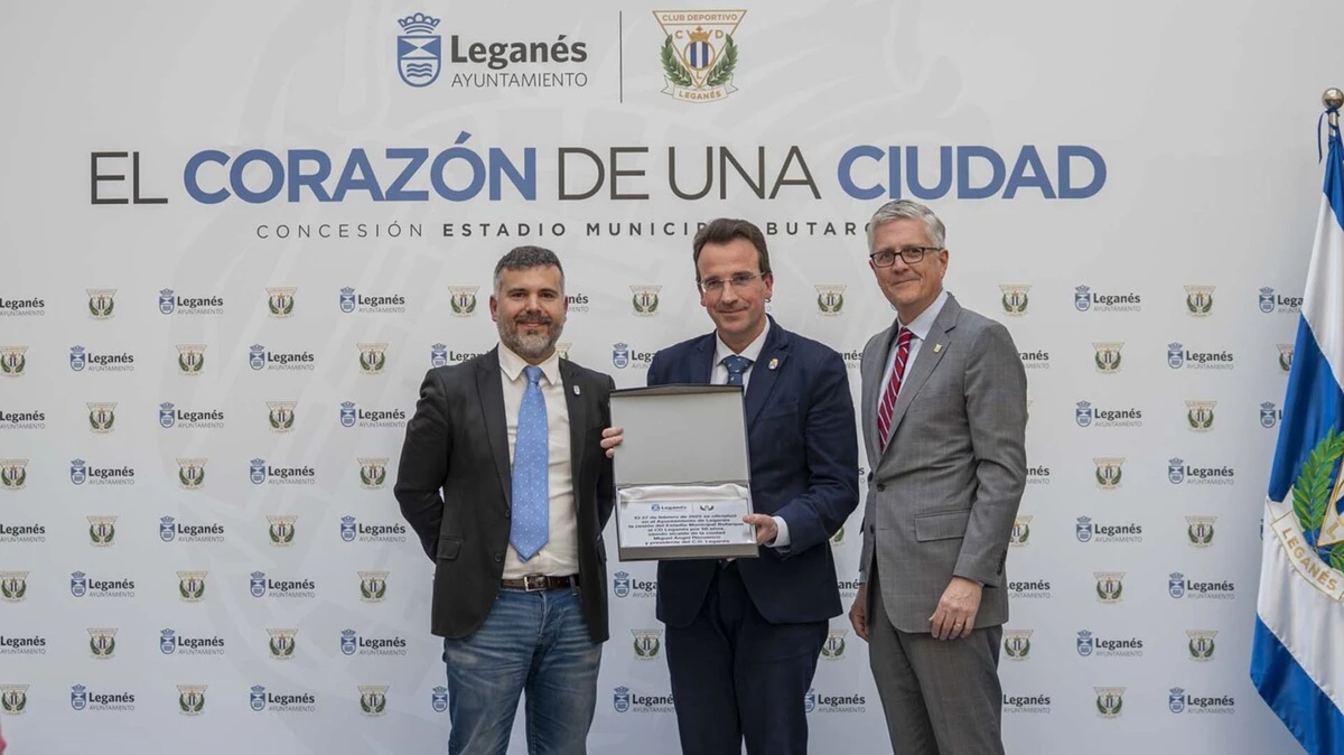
[711,320,791,550]
[877,289,950,408]
[498,343,579,578]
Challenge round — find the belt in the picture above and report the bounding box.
[500,574,579,592]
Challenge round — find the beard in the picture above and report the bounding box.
[500,313,562,361]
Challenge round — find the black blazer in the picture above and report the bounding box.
[394,348,616,642]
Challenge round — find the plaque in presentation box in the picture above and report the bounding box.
[609,384,759,561]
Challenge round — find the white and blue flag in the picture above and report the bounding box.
[1254,109,1344,752]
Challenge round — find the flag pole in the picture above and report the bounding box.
[1326,87,1343,127]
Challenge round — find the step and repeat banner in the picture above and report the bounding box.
[1,1,1338,752]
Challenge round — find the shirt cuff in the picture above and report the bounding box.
[768,515,791,549]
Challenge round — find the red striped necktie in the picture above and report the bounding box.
[877,328,914,453]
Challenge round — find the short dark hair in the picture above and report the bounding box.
[493,245,565,292]
[691,218,771,283]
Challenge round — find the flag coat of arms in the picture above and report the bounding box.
[1253,107,1344,753]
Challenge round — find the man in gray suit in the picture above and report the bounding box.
[848,200,1027,754]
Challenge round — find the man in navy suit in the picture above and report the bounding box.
[603,218,858,754]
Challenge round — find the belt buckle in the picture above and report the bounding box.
[522,574,548,592]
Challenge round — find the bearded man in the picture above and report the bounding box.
[395,245,616,755]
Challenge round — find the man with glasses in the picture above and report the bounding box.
[848,200,1027,754]
[601,218,858,754]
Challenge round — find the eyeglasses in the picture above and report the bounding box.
[869,247,941,268]
[699,272,763,294]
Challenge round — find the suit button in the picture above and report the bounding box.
[493,553,503,563]
[876,483,886,492]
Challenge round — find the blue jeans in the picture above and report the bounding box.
[442,585,601,755]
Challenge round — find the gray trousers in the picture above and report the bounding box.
[867,567,1005,755]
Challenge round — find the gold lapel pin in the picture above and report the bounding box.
[768,358,780,370]
[933,344,943,354]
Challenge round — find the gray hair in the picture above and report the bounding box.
[493,246,565,293]
[866,200,947,251]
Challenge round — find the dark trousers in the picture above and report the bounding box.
[664,563,827,755]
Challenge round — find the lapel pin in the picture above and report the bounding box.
[573,385,581,395]
[768,358,779,370]
[933,344,943,354]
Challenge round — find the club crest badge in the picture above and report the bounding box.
[815,285,845,316]
[358,343,388,374]
[0,346,26,376]
[1187,630,1217,661]
[653,10,745,102]
[88,289,116,319]
[1000,284,1030,316]
[267,515,297,546]
[267,287,296,317]
[1095,688,1124,718]
[1184,285,1214,317]
[178,685,207,716]
[1003,630,1032,660]
[177,344,206,375]
[268,401,297,432]
[449,287,478,317]
[1092,342,1123,373]
[359,685,388,716]
[87,402,116,433]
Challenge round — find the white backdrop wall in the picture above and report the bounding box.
[0,1,1338,752]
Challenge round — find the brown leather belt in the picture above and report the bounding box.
[500,574,579,592]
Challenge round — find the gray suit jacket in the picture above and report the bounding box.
[858,293,1027,633]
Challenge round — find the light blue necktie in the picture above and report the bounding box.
[722,355,753,386]
[510,365,549,561]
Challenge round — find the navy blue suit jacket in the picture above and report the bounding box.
[649,318,859,627]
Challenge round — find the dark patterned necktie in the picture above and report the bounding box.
[722,355,753,386]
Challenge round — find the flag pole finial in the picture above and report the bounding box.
[1325,88,1343,126]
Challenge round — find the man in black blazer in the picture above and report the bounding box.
[604,219,859,754]
[395,246,615,755]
